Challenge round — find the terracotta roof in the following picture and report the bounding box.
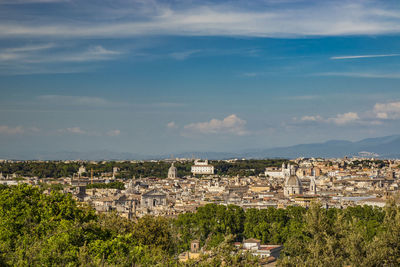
[243,238,261,243]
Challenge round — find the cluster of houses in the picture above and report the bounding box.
[1,157,400,218]
[48,157,399,219]
[1,157,400,264]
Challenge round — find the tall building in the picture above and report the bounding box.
[191,160,214,175]
[309,177,317,195]
[284,166,303,197]
[282,162,291,178]
[168,162,177,179]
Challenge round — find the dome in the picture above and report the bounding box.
[168,163,177,179]
[286,175,302,187]
[168,165,177,172]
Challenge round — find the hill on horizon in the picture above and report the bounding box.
[2,135,400,160]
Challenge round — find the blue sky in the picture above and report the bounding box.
[1,0,400,157]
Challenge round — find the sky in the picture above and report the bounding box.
[1,0,400,157]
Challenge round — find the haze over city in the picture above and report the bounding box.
[1,0,400,158]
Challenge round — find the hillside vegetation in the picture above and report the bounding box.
[0,184,399,266]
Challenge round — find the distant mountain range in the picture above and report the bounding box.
[2,135,400,160]
[237,135,400,159]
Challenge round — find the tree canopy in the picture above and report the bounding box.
[0,184,399,266]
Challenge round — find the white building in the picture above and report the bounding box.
[168,162,177,179]
[309,177,317,195]
[284,166,303,197]
[264,168,284,179]
[191,160,214,175]
[240,239,283,259]
[78,166,86,176]
[265,163,291,179]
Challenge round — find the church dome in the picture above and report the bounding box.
[286,175,302,187]
[168,163,177,178]
[168,165,177,172]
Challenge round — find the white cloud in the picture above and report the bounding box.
[61,45,121,62]
[0,43,54,61]
[0,44,121,64]
[330,54,400,60]
[4,43,55,53]
[167,121,177,129]
[301,115,324,122]
[58,127,121,136]
[327,112,360,125]
[30,45,121,63]
[295,101,400,128]
[0,125,24,134]
[106,129,121,136]
[373,101,400,119]
[64,127,86,134]
[298,112,360,125]
[0,1,400,39]
[183,114,248,136]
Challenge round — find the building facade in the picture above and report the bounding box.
[191,160,214,175]
[284,166,303,197]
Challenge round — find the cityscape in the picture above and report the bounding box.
[1,157,398,218]
[1,156,399,264]
[1,0,400,266]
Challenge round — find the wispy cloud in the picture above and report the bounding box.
[106,129,121,136]
[58,127,121,137]
[0,43,54,61]
[182,114,248,136]
[0,125,41,135]
[167,121,177,129]
[299,112,360,126]
[331,54,400,60]
[314,72,400,79]
[0,44,121,63]
[0,0,66,3]
[0,65,95,75]
[0,125,24,135]
[327,112,360,125]
[4,43,54,53]
[57,45,122,62]
[169,50,201,60]
[63,127,86,135]
[373,101,400,120]
[38,95,109,106]
[294,101,400,128]
[0,1,400,39]
[0,44,122,74]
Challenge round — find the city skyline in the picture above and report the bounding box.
[1,0,400,156]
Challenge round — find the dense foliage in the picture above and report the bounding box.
[0,159,286,178]
[1,184,398,266]
[0,185,176,266]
